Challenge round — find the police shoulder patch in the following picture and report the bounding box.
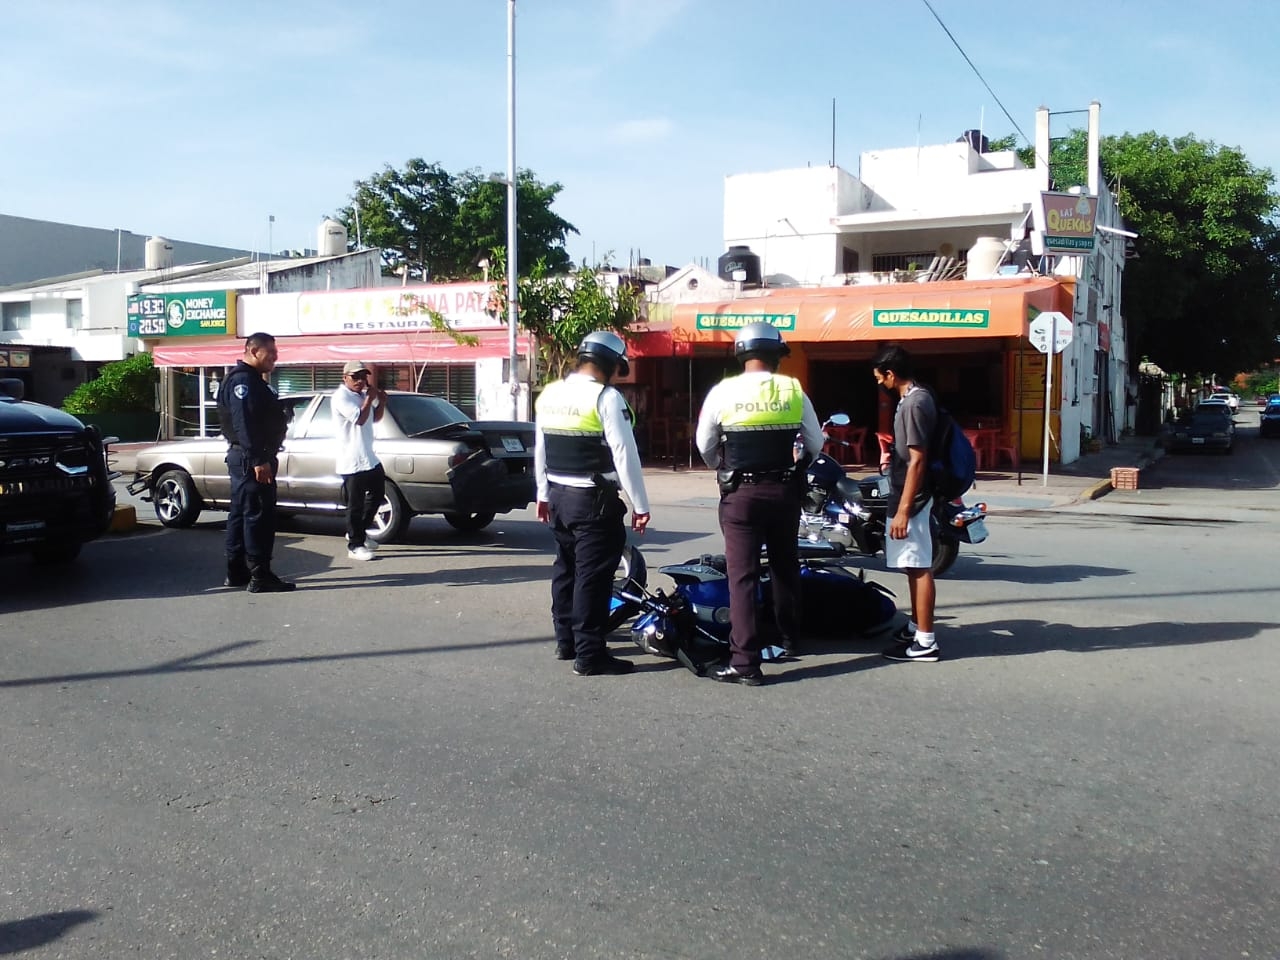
[233,383,249,399]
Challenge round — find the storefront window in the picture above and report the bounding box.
[263,363,477,418]
[174,367,230,438]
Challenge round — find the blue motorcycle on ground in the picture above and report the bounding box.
[608,541,899,676]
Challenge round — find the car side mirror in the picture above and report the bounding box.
[0,378,24,401]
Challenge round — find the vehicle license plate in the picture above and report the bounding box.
[965,518,989,543]
[5,520,45,532]
[1191,437,1205,444]
[501,436,524,453]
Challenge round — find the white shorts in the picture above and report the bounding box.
[884,500,933,570]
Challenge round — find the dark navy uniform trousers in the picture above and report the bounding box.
[548,482,627,661]
[225,448,278,563]
[719,478,802,671]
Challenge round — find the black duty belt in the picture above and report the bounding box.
[739,469,794,483]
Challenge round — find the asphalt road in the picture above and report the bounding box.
[2,422,1278,959]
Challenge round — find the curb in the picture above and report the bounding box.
[1080,478,1114,501]
[109,504,138,533]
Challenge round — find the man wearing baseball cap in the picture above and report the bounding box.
[332,360,386,560]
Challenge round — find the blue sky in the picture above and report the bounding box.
[3,0,1278,272]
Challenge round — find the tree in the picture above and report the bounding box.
[491,252,644,383]
[335,160,577,281]
[61,353,158,414]
[1002,129,1280,378]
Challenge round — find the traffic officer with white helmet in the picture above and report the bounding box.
[535,331,651,676]
[695,322,823,684]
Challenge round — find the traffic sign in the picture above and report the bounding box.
[1029,311,1073,354]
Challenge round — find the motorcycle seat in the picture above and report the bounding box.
[834,477,864,505]
[797,538,847,559]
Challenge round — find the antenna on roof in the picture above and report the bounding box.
[831,97,836,167]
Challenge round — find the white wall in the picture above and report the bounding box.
[0,277,136,362]
[858,143,1039,213]
[723,166,856,283]
[474,356,529,421]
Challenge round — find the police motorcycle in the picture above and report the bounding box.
[799,413,989,577]
[607,541,899,676]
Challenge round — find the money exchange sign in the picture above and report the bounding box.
[128,291,234,337]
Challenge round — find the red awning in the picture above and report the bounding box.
[151,330,520,367]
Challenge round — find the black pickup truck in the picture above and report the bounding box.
[0,378,115,563]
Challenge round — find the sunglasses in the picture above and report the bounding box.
[348,371,370,380]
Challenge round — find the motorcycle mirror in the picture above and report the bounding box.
[828,413,850,427]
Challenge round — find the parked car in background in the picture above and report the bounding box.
[0,378,116,562]
[1260,400,1280,439]
[1209,388,1240,412]
[127,391,535,542]
[1166,407,1235,454]
[1195,401,1234,420]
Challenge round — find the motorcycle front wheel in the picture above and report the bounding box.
[606,544,649,633]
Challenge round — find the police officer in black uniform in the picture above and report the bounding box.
[695,323,824,684]
[535,331,651,676]
[217,332,295,593]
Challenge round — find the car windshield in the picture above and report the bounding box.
[1189,413,1226,427]
[386,394,470,436]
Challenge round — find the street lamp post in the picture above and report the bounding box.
[505,0,520,420]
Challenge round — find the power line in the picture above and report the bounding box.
[920,0,1031,147]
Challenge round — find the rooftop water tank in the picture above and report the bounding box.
[145,236,174,270]
[957,129,990,153]
[318,218,348,257]
[717,245,762,285]
[965,236,1008,280]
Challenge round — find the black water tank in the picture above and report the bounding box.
[957,129,990,153]
[718,245,762,285]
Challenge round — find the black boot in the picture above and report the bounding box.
[224,555,251,588]
[247,558,296,593]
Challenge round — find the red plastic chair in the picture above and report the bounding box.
[845,426,870,465]
[990,433,1019,468]
[961,429,986,471]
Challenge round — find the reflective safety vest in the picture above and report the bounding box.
[716,373,805,471]
[536,377,630,475]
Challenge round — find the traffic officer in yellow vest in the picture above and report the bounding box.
[695,322,824,685]
[535,331,651,676]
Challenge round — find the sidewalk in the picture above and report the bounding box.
[110,435,1166,515]
[641,433,1165,512]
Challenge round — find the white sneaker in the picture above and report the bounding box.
[347,545,375,561]
[363,538,380,552]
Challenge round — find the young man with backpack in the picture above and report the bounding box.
[871,344,942,662]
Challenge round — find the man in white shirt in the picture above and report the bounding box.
[332,360,386,561]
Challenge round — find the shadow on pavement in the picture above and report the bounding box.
[957,617,1278,658]
[0,911,97,955]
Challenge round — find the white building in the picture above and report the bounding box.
[712,102,1132,462]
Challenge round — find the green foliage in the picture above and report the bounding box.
[490,251,643,383]
[1098,131,1280,378]
[61,353,158,414]
[336,160,576,281]
[996,127,1280,379]
[1243,370,1279,398]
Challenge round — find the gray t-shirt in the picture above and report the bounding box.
[889,384,937,515]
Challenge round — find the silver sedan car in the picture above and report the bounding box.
[127,391,535,542]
